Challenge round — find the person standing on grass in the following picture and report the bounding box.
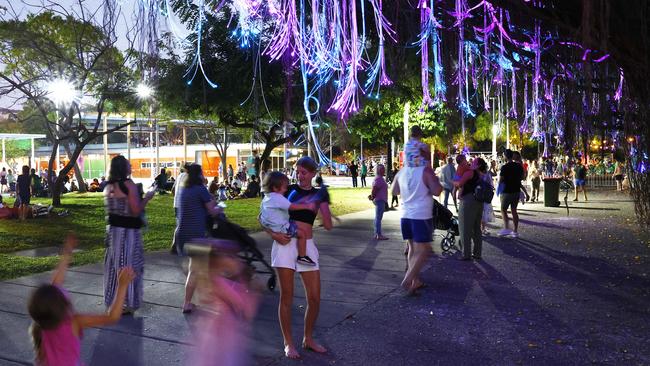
[103,156,156,315]
[392,153,442,294]
[0,167,7,193]
[370,164,389,240]
[439,157,457,209]
[573,160,588,201]
[16,165,32,221]
[498,150,524,238]
[263,156,333,359]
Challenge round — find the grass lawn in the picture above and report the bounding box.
[0,187,371,280]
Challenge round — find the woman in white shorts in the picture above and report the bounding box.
[263,157,332,359]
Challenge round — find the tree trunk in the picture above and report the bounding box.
[221,125,229,181]
[47,141,58,199]
[51,145,85,206]
[63,141,86,193]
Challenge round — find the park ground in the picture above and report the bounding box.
[0,189,648,365]
[0,187,370,280]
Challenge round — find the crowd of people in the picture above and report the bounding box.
[17,126,633,365]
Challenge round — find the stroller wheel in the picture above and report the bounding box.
[267,276,276,291]
[441,238,453,252]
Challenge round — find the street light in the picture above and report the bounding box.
[136,83,154,100]
[45,78,79,177]
[45,78,79,106]
[135,83,156,178]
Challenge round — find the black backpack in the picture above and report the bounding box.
[473,175,494,203]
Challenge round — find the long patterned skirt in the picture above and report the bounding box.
[103,225,144,310]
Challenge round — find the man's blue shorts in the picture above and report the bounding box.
[400,218,433,243]
[574,179,585,187]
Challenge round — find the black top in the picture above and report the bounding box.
[17,174,31,195]
[285,184,330,225]
[461,171,479,197]
[500,162,524,194]
[349,164,358,177]
[575,165,587,180]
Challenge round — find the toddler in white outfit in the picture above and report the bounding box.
[260,171,317,266]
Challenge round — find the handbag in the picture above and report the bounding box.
[474,175,495,203]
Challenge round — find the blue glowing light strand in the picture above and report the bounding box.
[430,0,445,102]
[183,0,219,88]
[298,0,329,166]
[419,1,434,109]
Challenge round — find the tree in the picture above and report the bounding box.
[0,5,137,205]
[158,3,307,173]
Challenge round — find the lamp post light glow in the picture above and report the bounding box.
[45,78,79,106]
[45,78,79,177]
[136,83,154,99]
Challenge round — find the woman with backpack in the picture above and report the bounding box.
[453,157,488,261]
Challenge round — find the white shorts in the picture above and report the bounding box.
[271,238,319,272]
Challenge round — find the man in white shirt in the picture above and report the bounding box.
[439,157,457,209]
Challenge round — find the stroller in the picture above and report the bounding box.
[433,200,459,252]
[209,214,277,291]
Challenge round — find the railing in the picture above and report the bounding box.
[586,174,618,189]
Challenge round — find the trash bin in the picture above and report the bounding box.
[542,177,562,207]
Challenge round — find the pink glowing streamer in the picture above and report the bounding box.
[614,68,624,101]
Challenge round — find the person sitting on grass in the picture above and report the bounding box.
[27,234,136,366]
[260,171,318,266]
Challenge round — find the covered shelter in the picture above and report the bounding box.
[0,133,47,166]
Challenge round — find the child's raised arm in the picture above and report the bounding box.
[73,267,135,330]
[51,234,77,286]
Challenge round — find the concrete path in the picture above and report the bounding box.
[0,191,649,365]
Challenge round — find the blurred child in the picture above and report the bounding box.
[259,172,317,266]
[186,239,261,366]
[27,234,135,366]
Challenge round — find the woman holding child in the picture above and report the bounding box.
[262,157,333,359]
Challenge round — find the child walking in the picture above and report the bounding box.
[27,234,135,366]
[186,239,261,366]
[260,171,317,266]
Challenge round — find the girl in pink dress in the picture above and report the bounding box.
[27,234,136,366]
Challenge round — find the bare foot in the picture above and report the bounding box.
[302,339,327,353]
[411,279,426,290]
[284,344,300,359]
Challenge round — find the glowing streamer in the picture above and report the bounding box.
[614,68,624,101]
[419,1,433,108]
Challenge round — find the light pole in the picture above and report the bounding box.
[136,83,154,178]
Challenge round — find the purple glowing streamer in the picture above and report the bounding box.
[614,68,624,101]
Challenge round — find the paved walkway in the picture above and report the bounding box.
[0,191,649,365]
